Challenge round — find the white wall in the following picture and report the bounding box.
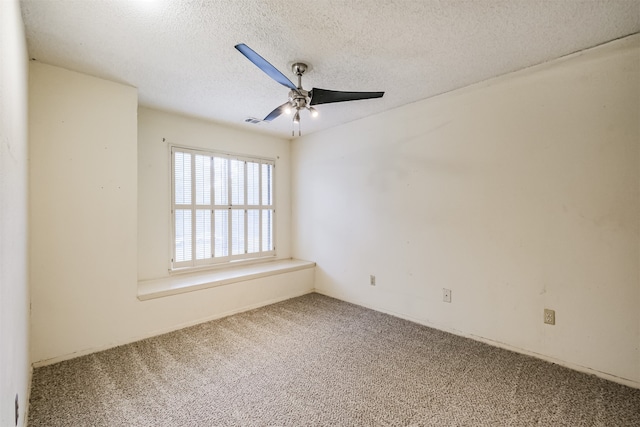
[0,1,30,425]
[138,107,293,280]
[292,35,640,387]
[30,65,312,365]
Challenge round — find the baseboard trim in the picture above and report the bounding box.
[314,289,640,390]
[32,288,314,368]
[22,365,33,427]
[33,286,639,390]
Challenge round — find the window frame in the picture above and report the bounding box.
[170,145,276,272]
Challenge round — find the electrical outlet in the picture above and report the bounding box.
[443,288,452,303]
[544,309,555,325]
[370,275,376,286]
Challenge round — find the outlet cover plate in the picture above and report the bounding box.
[443,288,452,303]
[544,309,555,325]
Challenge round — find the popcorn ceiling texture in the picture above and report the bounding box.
[20,0,640,137]
[28,294,640,426]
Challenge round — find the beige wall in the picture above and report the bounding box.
[30,64,312,365]
[292,35,640,387]
[29,62,139,364]
[137,107,293,280]
[0,0,30,425]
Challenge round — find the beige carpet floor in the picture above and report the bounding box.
[28,293,640,426]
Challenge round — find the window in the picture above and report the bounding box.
[171,146,275,270]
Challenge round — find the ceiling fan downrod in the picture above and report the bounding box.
[287,62,314,127]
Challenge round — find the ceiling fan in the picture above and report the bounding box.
[235,43,384,135]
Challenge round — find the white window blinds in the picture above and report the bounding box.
[171,147,275,269]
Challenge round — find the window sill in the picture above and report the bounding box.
[137,258,315,301]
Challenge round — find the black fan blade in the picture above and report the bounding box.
[235,44,297,90]
[263,102,290,122]
[310,88,384,106]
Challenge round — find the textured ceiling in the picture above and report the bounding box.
[20,0,640,138]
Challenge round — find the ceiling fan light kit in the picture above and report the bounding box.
[234,43,384,136]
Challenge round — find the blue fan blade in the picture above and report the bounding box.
[235,44,297,90]
[263,103,290,122]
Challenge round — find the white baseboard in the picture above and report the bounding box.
[33,286,639,390]
[21,365,33,427]
[314,289,640,390]
[32,288,314,368]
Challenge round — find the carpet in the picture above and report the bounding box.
[28,293,640,426]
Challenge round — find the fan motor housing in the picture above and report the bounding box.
[289,89,310,109]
